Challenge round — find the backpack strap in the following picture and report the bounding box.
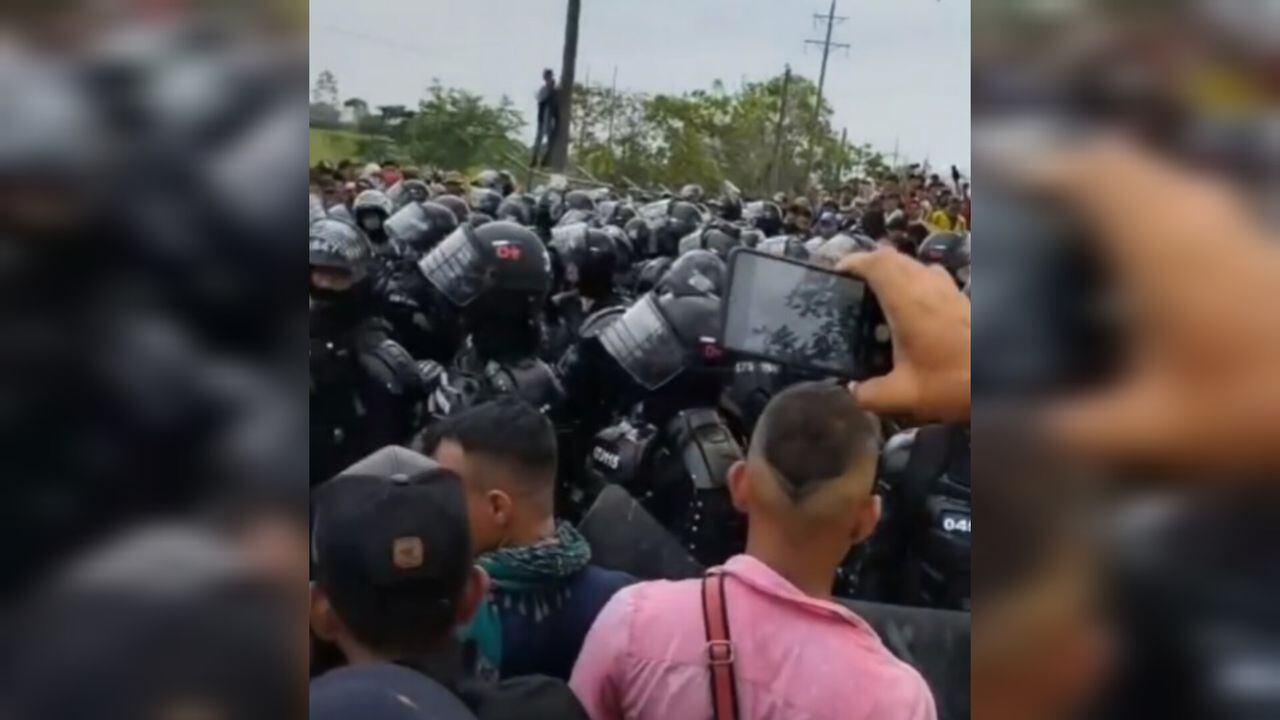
[701,571,740,720]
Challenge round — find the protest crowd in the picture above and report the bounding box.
[309,153,973,720]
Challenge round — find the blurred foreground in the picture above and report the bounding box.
[0,2,307,718]
[973,1,1279,719]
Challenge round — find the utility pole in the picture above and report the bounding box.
[836,126,848,185]
[578,67,591,153]
[549,0,581,171]
[769,65,792,193]
[802,0,849,190]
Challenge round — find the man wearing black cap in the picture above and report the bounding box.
[310,446,589,720]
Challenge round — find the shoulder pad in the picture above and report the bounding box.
[484,359,565,413]
[358,338,420,395]
[580,305,627,339]
[665,408,743,490]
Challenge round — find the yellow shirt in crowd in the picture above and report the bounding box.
[927,210,967,233]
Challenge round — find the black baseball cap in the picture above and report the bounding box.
[311,446,472,650]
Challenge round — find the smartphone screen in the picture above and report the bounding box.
[721,249,892,379]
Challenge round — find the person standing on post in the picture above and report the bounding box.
[534,68,561,168]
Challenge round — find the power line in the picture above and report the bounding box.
[318,25,434,61]
[801,0,850,189]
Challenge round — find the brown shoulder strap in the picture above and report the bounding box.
[701,572,740,720]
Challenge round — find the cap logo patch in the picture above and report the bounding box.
[392,537,425,569]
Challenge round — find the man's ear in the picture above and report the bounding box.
[727,460,750,514]
[456,565,491,626]
[851,494,882,546]
[310,584,341,644]
[487,489,514,528]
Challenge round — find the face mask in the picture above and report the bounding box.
[361,215,383,232]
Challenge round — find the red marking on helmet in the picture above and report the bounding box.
[701,343,724,360]
[496,245,523,260]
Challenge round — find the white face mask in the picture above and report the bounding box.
[360,215,383,232]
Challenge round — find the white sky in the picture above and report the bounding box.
[311,0,970,171]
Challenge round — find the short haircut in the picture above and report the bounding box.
[750,381,879,503]
[418,397,558,486]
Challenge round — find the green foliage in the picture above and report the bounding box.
[567,71,886,194]
[400,82,527,172]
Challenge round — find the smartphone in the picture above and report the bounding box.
[721,248,893,380]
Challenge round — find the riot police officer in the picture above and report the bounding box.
[566,288,747,565]
[309,219,429,485]
[545,223,627,360]
[416,221,565,420]
[842,423,971,610]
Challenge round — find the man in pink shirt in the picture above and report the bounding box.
[570,381,938,720]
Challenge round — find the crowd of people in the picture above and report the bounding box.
[309,157,973,719]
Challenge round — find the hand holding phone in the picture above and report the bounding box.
[836,249,971,422]
[721,249,892,381]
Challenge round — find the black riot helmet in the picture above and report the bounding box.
[496,195,532,225]
[918,231,971,287]
[557,208,594,228]
[385,200,458,253]
[624,217,652,258]
[598,291,724,393]
[469,187,503,218]
[309,218,372,296]
[634,256,674,295]
[679,184,704,203]
[418,220,551,311]
[744,200,783,236]
[599,225,634,273]
[758,234,811,261]
[419,221,552,360]
[469,212,493,227]
[657,249,726,298]
[564,189,596,213]
[352,189,395,241]
[535,190,565,231]
[678,224,740,260]
[435,194,470,224]
[550,223,618,299]
[669,201,703,238]
[403,179,431,203]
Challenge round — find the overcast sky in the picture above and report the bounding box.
[311,0,970,171]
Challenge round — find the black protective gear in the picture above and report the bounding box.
[495,195,532,226]
[656,249,725,298]
[557,208,594,228]
[757,234,811,260]
[633,256,674,295]
[468,187,503,218]
[535,190,565,232]
[563,189,596,213]
[353,190,395,244]
[384,201,459,255]
[918,231,971,287]
[718,181,743,221]
[434,194,470,224]
[310,219,372,290]
[843,424,971,610]
[469,212,493,227]
[598,292,723,394]
[744,200,784,236]
[623,217,651,258]
[549,223,618,300]
[738,228,765,248]
[310,317,423,485]
[402,179,431,204]
[677,224,740,260]
[584,407,746,566]
[427,351,565,421]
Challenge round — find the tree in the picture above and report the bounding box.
[401,82,526,171]
[312,70,340,107]
[343,97,371,123]
[548,0,581,171]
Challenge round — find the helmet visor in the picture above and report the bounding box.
[599,294,687,391]
[418,224,489,307]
